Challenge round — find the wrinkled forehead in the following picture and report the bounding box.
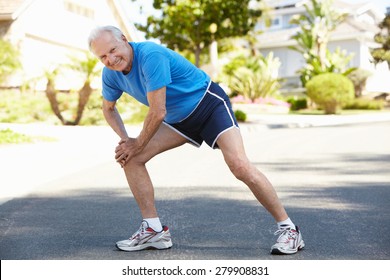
[90,31,120,57]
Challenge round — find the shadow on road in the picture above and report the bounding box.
[1,181,389,260]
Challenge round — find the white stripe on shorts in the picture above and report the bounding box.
[206,89,236,127]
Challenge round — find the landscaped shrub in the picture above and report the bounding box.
[286,97,308,111]
[222,53,282,102]
[234,110,247,122]
[306,73,355,114]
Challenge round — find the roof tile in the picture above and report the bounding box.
[0,0,28,16]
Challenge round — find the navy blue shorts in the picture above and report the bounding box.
[165,81,239,149]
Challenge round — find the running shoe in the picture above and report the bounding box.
[116,220,173,251]
[270,226,305,255]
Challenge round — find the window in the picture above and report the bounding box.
[269,16,282,30]
[63,0,94,19]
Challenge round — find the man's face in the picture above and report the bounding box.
[91,31,132,73]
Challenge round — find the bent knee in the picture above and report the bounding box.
[228,159,253,182]
[127,152,150,166]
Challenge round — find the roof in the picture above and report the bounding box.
[0,0,32,20]
[0,0,138,41]
[106,0,139,41]
[265,0,308,9]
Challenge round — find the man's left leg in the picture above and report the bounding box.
[217,128,288,221]
[216,128,305,254]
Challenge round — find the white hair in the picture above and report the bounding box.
[88,25,123,50]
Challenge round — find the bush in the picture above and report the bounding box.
[0,39,21,84]
[0,89,147,125]
[234,110,247,122]
[306,73,355,114]
[221,52,282,101]
[343,98,384,110]
[286,97,308,111]
[0,90,56,123]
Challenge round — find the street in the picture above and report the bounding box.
[0,120,389,260]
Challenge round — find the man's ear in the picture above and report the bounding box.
[121,34,127,42]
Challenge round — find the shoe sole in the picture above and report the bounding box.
[270,240,305,255]
[116,240,173,252]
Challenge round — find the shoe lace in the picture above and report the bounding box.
[130,221,148,240]
[274,227,296,243]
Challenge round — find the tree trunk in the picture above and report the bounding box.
[45,79,66,125]
[73,82,92,125]
[45,79,93,126]
[194,45,202,67]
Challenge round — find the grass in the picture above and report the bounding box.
[0,128,33,144]
[0,128,57,145]
[0,89,146,145]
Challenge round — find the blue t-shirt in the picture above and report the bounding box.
[102,41,210,123]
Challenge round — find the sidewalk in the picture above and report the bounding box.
[245,110,390,128]
[0,124,141,204]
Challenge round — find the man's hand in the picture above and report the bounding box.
[112,87,167,168]
[115,137,142,167]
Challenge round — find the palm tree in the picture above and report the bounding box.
[67,52,100,125]
[44,52,100,125]
[289,0,348,85]
[44,68,66,124]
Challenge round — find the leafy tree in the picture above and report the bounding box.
[133,0,262,67]
[289,0,354,86]
[0,39,21,84]
[370,13,390,69]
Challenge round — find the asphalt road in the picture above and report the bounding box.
[0,120,389,260]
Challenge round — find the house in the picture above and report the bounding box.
[256,0,389,94]
[0,0,139,90]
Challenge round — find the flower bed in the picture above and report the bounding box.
[231,95,290,114]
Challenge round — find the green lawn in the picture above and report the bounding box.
[0,128,57,145]
[0,128,33,144]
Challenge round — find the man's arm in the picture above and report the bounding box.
[115,87,167,165]
[102,98,129,140]
[137,86,167,150]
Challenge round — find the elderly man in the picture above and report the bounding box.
[88,25,304,255]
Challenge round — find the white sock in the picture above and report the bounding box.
[143,217,163,232]
[277,218,296,230]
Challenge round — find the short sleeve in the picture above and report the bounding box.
[142,51,172,92]
[102,68,123,101]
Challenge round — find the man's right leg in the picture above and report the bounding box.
[123,123,187,219]
[116,123,187,251]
